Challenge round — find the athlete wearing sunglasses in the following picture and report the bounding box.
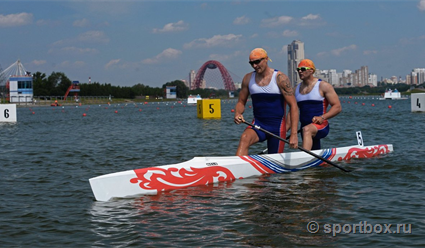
[234,48,299,156]
[287,59,342,151]
[248,58,265,66]
[296,67,311,72]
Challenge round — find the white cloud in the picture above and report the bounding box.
[48,46,98,54]
[363,50,378,55]
[282,30,298,37]
[299,14,324,26]
[0,13,33,27]
[302,14,320,20]
[184,34,242,49]
[142,48,182,64]
[418,0,425,11]
[61,46,98,54]
[261,16,293,27]
[280,45,288,54]
[331,44,357,56]
[73,18,90,27]
[105,59,121,69]
[233,16,250,25]
[31,60,47,66]
[78,31,109,43]
[316,51,327,57]
[51,30,109,48]
[400,35,425,45]
[153,20,188,33]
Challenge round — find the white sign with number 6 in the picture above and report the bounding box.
[0,104,17,122]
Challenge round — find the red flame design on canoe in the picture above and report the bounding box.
[338,144,390,161]
[130,166,236,192]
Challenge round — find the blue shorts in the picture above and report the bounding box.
[301,124,329,150]
[249,118,286,154]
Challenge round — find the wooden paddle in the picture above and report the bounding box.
[243,120,351,173]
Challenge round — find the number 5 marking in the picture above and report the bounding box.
[209,104,214,114]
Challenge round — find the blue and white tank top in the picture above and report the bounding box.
[249,70,286,123]
[295,79,329,127]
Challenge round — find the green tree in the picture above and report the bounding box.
[32,72,48,96]
[163,80,189,98]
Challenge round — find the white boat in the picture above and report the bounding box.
[89,143,393,201]
[379,88,408,100]
[187,94,202,105]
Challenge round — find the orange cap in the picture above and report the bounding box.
[249,48,272,62]
[298,59,316,72]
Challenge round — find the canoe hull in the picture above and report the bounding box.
[89,144,393,201]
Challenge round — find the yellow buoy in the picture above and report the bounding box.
[197,99,221,119]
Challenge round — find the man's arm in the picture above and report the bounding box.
[277,72,299,148]
[234,73,251,124]
[320,81,342,120]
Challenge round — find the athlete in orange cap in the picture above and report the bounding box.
[287,59,342,150]
[234,48,299,155]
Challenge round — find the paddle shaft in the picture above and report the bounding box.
[259,130,301,154]
[243,120,351,172]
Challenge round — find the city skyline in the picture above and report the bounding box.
[1,1,425,88]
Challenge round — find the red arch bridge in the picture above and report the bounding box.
[191,60,237,91]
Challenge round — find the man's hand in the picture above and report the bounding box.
[289,134,298,149]
[312,116,325,124]
[234,115,244,124]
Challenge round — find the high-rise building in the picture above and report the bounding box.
[369,74,378,86]
[287,40,304,87]
[406,75,411,85]
[412,68,425,85]
[189,70,196,89]
[328,69,339,86]
[360,66,368,86]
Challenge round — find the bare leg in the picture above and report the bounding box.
[301,124,318,151]
[236,128,259,156]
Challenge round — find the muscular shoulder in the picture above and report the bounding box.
[276,72,291,87]
[276,71,293,95]
[275,71,288,80]
[242,72,253,86]
[319,80,334,91]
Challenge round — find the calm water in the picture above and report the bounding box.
[0,98,423,247]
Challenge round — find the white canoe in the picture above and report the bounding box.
[89,143,393,201]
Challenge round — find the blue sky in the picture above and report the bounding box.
[1,0,424,88]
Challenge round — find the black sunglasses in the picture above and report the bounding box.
[296,67,311,72]
[249,58,265,66]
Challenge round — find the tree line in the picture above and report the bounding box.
[32,71,232,99]
[32,71,422,100]
[333,82,416,96]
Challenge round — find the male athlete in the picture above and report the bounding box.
[288,59,342,150]
[234,48,299,155]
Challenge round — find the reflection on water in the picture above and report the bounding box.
[89,169,344,247]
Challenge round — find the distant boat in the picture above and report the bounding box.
[187,94,202,105]
[379,88,408,100]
